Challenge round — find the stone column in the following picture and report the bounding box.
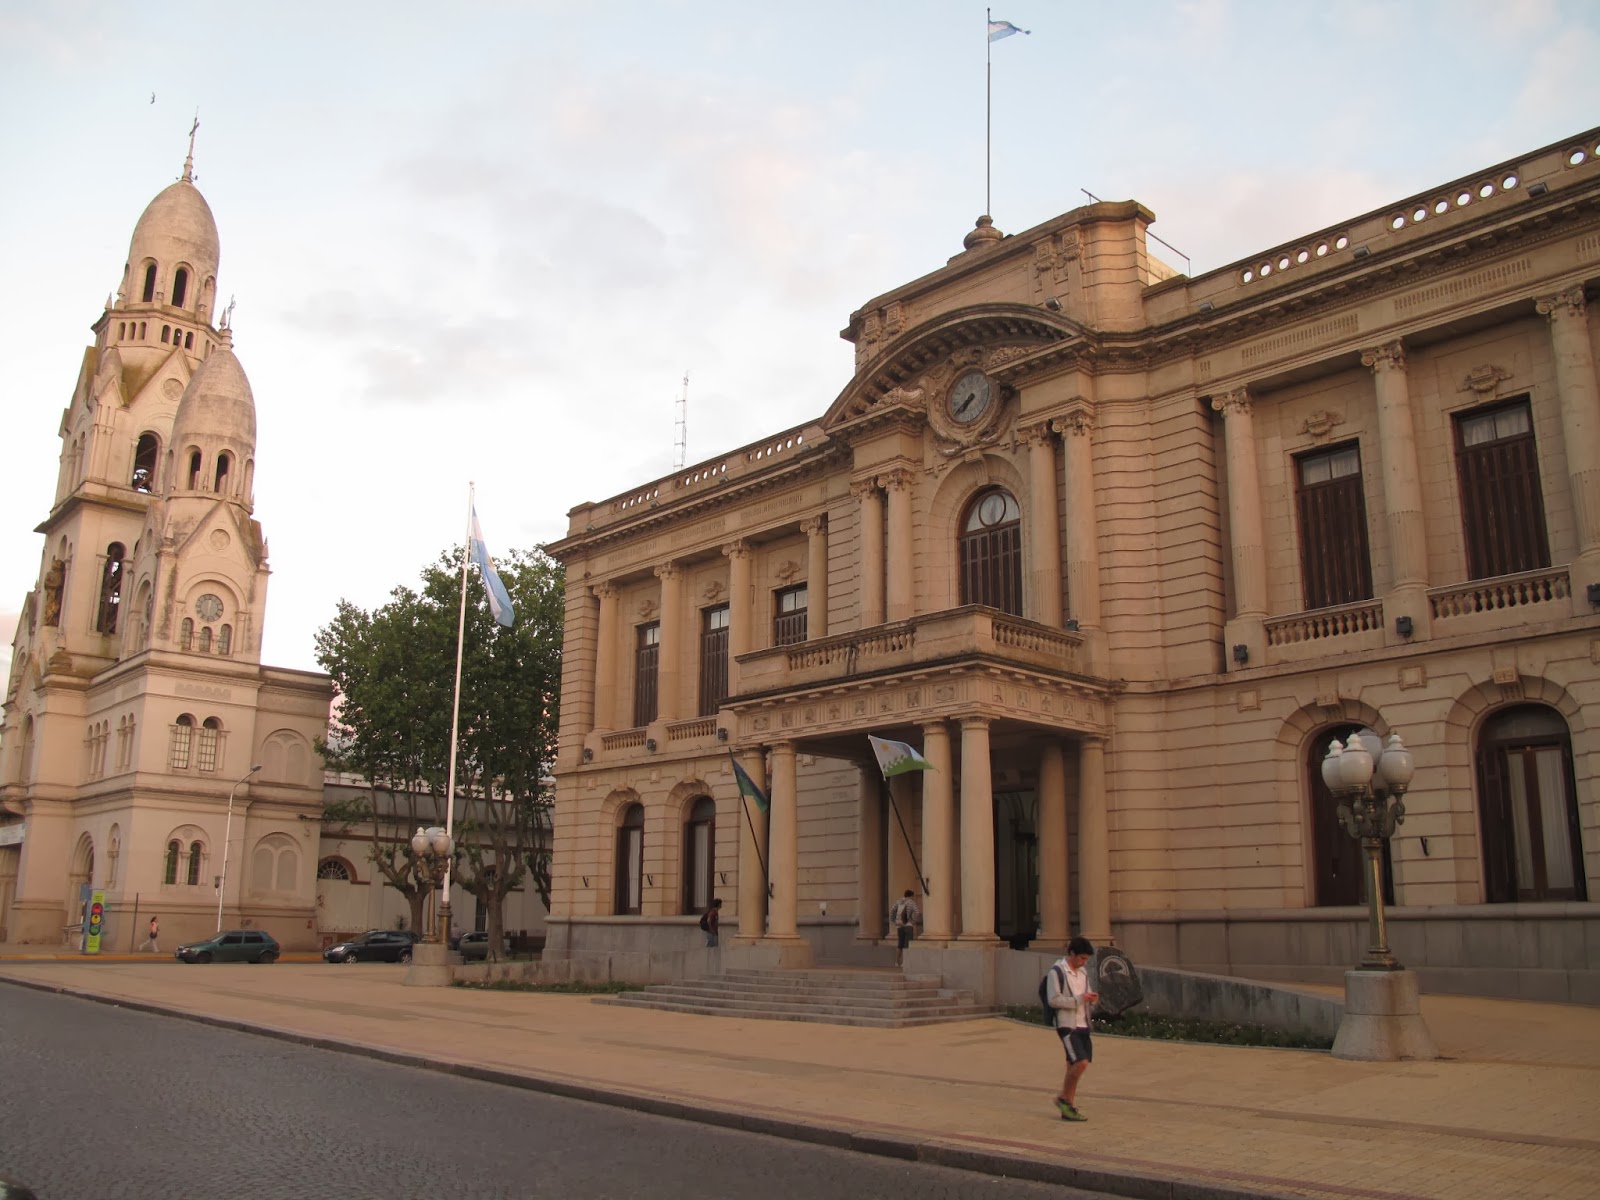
[1537,287,1600,601]
[1022,423,1064,626]
[735,747,769,938]
[1056,412,1104,672]
[854,478,886,627]
[592,583,619,730]
[856,764,884,941]
[920,720,954,940]
[957,717,996,941]
[801,516,829,639]
[1077,735,1112,945]
[882,468,915,623]
[723,540,752,695]
[767,740,799,939]
[1210,389,1267,666]
[1361,341,1430,642]
[1036,739,1070,946]
[654,563,683,722]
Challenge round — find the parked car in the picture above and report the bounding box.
[174,930,280,964]
[456,931,501,962]
[322,930,420,964]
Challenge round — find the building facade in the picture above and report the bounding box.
[548,130,1600,1004]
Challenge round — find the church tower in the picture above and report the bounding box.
[0,141,331,948]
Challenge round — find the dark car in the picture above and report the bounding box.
[456,931,501,962]
[174,929,280,964]
[322,930,420,964]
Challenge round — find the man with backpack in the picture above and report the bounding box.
[1044,936,1100,1122]
[889,889,920,967]
[698,897,722,948]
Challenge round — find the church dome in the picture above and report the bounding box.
[121,177,220,314]
[171,338,256,449]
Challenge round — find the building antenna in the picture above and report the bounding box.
[673,370,689,470]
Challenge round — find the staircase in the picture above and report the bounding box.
[595,967,997,1028]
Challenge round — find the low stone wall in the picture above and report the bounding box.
[1134,966,1342,1039]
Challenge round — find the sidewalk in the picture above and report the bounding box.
[1,960,1595,1200]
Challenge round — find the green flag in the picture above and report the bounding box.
[730,752,769,812]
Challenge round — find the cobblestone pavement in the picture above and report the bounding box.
[0,985,1110,1200]
[1,961,1597,1200]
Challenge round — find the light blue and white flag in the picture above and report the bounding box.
[988,18,1030,41]
[469,506,515,628]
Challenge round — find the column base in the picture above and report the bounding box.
[723,937,814,971]
[402,941,459,987]
[905,941,1001,1005]
[1331,968,1438,1061]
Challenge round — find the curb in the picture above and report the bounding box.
[0,974,1298,1200]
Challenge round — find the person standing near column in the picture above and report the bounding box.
[889,889,920,967]
[1047,936,1100,1122]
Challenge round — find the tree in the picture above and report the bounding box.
[316,545,563,957]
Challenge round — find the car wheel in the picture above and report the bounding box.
[257,951,278,964]
[398,950,413,965]
[342,953,359,964]
[196,952,213,964]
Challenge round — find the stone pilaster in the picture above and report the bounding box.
[801,516,829,639]
[1362,341,1430,642]
[1210,389,1267,667]
[1021,422,1063,626]
[881,468,915,623]
[1035,738,1069,946]
[957,716,997,941]
[654,563,683,723]
[1537,287,1600,606]
[1077,735,1111,945]
[592,582,618,731]
[919,721,954,940]
[723,540,752,695]
[853,478,886,627]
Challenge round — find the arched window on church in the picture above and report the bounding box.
[169,715,194,770]
[198,626,212,654]
[132,433,159,493]
[958,488,1023,616]
[164,839,180,884]
[217,625,232,656]
[186,840,204,885]
[172,267,189,309]
[215,453,231,495]
[187,450,202,490]
[95,543,124,634]
[180,618,194,651]
[160,325,170,344]
[197,717,221,772]
[142,263,157,303]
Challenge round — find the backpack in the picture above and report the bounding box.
[698,909,711,931]
[1038,963,1065,1023]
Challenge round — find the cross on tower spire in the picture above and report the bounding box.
[182,112,199,183]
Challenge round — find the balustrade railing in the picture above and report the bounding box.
[1265,600,1385,647]
[1429,568,1569,619]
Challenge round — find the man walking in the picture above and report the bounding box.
[889,889,920,967]
[140,916,160,954]
[1047,936,1099,1121]
[700,897,722,948]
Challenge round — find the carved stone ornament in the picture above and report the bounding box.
[1459,364,1510,396]
[1360,341,1406,372]
[638,598,659,620]
[880,385,924,408]
[1300,410,1346,439]
[774,559,801,583]
[1051,411,1094,439]
[983,345,1034,371]
[1535,286,1586,321]
[1210,388,1251,419]
[702,580,726,603]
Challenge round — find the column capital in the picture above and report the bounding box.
[877,467,915,493]
[1016,420,1057,447]
[1210,387,1252,418]
[799,515,828,537]
[1079,733,1108,750]
[959,714,991,732]
[721,539,751,560]
[1051,411,1095,439]
[1536,286,1587,321]
[919,718,950,736]
[591,581,618,602]
[1360,340,1406,372]
[849,476,880,500]
[653,562,682,582]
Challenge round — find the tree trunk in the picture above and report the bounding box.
[406,888,426,936]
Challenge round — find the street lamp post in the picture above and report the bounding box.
[1319,727,1436,1061]
[409,825,454,944]
[215,764,263,933]
[1320,729,1412,970]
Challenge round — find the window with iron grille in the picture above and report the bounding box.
[197,718,221,773]
[1455,398,1549,580]
[1294,442,1373,609]
[773,585,808,646]
[169,715,194,770]
[683,795,716,914]
[958,488,1023,615]
[633,623,660,727]
[699,605,730,716]
[615,803,644,915]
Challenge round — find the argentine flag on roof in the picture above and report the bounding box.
[469,506,515,628]
[988,18,1029,41]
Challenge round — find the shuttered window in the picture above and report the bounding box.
[1295,443,1373,609]
[633,623,659,728]
[1455,399,1549,580]
[773,585,808,646]
[698,605,730,716]
[958,488,1023,616]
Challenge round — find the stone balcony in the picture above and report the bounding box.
[735,606,1086,699]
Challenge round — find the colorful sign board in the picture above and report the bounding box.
[84,889,106,954]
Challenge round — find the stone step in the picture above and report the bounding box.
[597,992,996,1028]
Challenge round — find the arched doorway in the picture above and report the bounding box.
[1477,705,1586,902]
[1307,725,1393,906]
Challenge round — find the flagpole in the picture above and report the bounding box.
[985,7,993,217]
[730,751,769,885]
[440,482,472,944]
[882,775,929,896]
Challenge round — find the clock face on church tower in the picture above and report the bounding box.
[947,370,993,425]
[195,594,223,622]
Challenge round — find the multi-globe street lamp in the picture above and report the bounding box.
[1320,728,1414,971]
[214,763,263,933]
[410,825,455,944]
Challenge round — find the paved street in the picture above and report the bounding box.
[0,985,1108,1200]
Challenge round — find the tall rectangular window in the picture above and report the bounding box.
[632,623,660,728]
[698,605,730,717]
[1455,398,1549,580]
[773,585,808,646]
[1294,442,1373,609]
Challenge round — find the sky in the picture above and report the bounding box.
[3,0,1599,679]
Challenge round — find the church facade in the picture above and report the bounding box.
[545,127,1600,1004]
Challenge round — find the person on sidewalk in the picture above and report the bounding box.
[889,890,920,967]
[1048,936,1099,1122]
[139,916,160,954]
[699,897,722,948]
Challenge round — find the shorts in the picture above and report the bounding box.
[705,932,719,948]
[896,925,913,950]
[1059,1026,1093,1064]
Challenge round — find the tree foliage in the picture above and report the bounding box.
[315,545,563,954]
